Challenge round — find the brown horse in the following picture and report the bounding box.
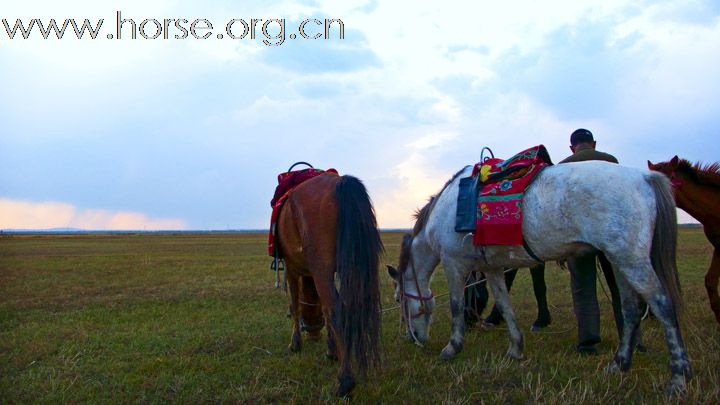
[648,156,720,325]
[276,172,383,396]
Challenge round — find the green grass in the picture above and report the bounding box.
[1,229,718,403]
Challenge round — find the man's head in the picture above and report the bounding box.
[569,128,596,153]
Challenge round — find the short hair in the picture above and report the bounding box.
[570,128,594,146]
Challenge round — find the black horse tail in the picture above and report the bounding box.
[648,172,683,319]
[335,175,383,377]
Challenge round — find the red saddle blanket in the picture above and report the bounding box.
[473,145,551,246]
[268,167,338,256]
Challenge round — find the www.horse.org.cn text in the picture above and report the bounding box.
[1,11,345,46]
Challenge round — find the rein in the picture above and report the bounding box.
[401,291,435,303]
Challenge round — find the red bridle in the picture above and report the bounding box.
[400,289,435,319]
[670,170,683,188]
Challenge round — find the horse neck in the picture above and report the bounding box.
[674,174,720,226]
[404,236,433,290]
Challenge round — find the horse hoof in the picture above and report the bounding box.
[531,320,551,332]
[481,320,498,330]
[288,331,302,352]
[665,375,687,396]
[288,338,301,353]
[604,362,621,375]
[439,345,456,361]
[480,323,496,332]
[483,316,503,326]
[335,375,356,397]
[506,349,524,360]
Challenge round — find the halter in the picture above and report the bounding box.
[397,235,434,346]
[670,170,683,188]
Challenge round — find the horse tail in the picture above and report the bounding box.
[647,172,683,318]
[335,175,383,376]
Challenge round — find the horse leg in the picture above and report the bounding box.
[319,274,338,361]
[312,272,354,397]
[599,255,646,351]
[616,260,691,393]
[287,272,302,353]
[530,263,551,331]
[605,271,643,374]
[484,268,518,326]
[440,261,469,361]
[300,276,323,341]
[325,322,338,361]
[486,270,524,360]
[705,248,720,325]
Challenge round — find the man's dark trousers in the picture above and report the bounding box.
[569,251,624,346]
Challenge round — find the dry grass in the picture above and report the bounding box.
[1,228,718,403]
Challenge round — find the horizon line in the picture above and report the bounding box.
[0,224,703,234]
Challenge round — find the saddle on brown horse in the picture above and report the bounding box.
[268,162,338,259]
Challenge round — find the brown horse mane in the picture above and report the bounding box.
[411,166,471,237]
[676,159,720,188]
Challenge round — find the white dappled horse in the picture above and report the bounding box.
[387,161,691,394]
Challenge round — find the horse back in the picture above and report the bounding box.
[522,161,659,258]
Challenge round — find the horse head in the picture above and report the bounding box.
[648,156,682,188]
[386,233,434,345]
[647,155,679,175]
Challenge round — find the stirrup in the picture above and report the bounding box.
[273,259,286,290]
[270,255,285,271]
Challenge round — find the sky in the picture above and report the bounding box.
[1,0,718,230]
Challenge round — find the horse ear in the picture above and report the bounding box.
[402,233,413,247]
[386,265,399,280]
[670,155,679,169]
[647,160,655,170]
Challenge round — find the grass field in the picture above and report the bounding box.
[1,229,718,403]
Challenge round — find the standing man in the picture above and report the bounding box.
[560,128,625,354]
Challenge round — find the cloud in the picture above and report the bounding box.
[0,198,187,230]
[491,18,630,120]
[372,131,460,228]
[260,27,381,74]
[1,0,717,230]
